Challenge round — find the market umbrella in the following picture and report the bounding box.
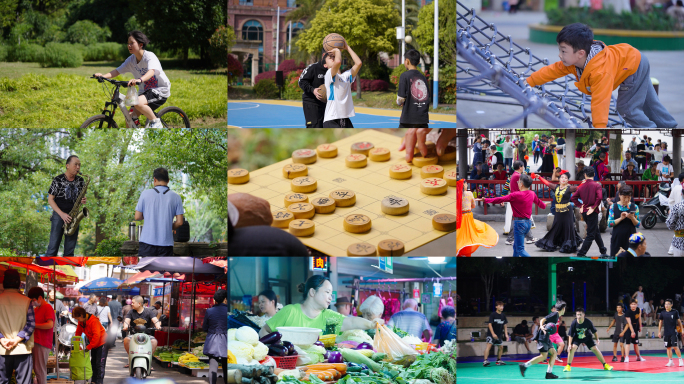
[34,257,88,267]
[78,277,124,294]
[120,271,165,287]
[85,257,122,266]
[52,265,79,285]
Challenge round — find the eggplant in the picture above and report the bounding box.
[259,331,282,345]
[282,341,295,355]
[267,344,288,357]
[356,342,373,350]
[289,349,298,356]
[324,350,331,360]
[313,341,325,348]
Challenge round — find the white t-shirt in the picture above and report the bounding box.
[116,51,171,98]
[97,305,111,324]
[635,291,644,309]
[658,163,673,181]
[323,68,356,122]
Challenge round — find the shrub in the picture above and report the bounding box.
[546,7,678,31]
[390,64,408,87]
[6,44,45,62]
[358,59,391,82]
[254,70,276,84]
[438,65,456,104]
[0,45,7,62]
[94,235,127,256]
[283,69,304,100]
[351,79,390,92]
[209,25,229,68]
[83,42,128,61]
[228,54,244,84]
[67,20,111,45]
[39,42,83,68]
[277,59,306,73]
[254,79,279,99]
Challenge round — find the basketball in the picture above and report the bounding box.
[323,33,346,52]
[317,84,327,102]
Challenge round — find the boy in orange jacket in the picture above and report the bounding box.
[524,23,677,128]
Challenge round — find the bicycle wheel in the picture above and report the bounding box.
[157,106,191,128]
[80,115,119,128]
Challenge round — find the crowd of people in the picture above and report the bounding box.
[458,132,684,257]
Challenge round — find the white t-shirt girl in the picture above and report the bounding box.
[116,51,171,98]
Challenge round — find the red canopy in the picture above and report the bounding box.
[36,257,88,266]
[2,262,68,278]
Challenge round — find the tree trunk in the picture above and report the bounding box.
[25,271,38,293]
[183,48,190,68]
[482,273,494,313]
[95,213,106,247]
[609,131,622,176]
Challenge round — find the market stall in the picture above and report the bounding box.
[228,257,456,384]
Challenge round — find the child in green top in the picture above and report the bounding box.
[642,161,659,198]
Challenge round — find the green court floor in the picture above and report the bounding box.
[458,354,684,383]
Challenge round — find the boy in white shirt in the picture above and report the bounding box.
[322,43,362,127]
[94,31,171,128]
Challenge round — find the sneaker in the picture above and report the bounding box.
[556,358,563,363]
[519,363,528,377]
[666,360,674,367]
[505,240,514,245]
[483,360,491,367]
[563,365,571,372]
[624,357,629,363]
[636,356,646,362]
[612,356,618,362]
[149,118,163,128]
[526,237,539,244]
[604,364,613,371]
[621,357,625,362]
[679,360,683,367]
[496,360,507,366]
[599,254,610,258]
[545,372,558,379]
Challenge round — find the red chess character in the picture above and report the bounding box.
[359,143,371,149]
[426,179,441,186]
[351,155,362,160]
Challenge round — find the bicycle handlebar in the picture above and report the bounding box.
[91,75,136,87]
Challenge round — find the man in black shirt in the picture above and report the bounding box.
[123,296,162,367]
[519,301,566,379]
[46,155,88,256]
[512,320,533,353]
[484,301,508,367]
[564,308,613,372]
[658,298,684,367]
[625,299,646,362]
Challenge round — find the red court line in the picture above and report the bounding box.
[514,356,684,374]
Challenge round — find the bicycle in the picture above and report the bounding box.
[81,76,190,128]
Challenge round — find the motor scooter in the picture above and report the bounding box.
[126,324,155,379]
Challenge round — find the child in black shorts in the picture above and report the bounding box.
[606,303,628,362]
[396,49,431,128]
[519,301,566,379]
[484,301,509,367]
[564,308,613,372]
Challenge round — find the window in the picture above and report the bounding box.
[288,22,304,36]
[242,20,263,41]
[287,0,296,7]
[239,0,253,5]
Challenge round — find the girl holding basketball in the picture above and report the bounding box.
[322,41,362,128]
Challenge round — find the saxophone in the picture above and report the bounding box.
[64,172,90,236]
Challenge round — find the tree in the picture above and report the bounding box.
[295,0,400,99]
[130,0,225,65]
[227,25,236,53]
[285,0,325,65]
[460,258,512,313]
[413,0,456,67]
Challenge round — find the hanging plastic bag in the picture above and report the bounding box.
[124,83,139,106]
[373,324,418,364]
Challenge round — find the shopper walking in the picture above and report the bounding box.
[96,297,112,330]
[203,289,228,384]
[28,287,55,384]
[0,269,35,384]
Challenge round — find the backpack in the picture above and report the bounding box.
[592,160,601,181]
[174,220,190,242]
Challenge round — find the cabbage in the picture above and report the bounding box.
[337,330,373,344]
[253,342,269,361]
[228,340,255,359]
[236,326,260,346]
[228,329,237,341]
[294,345,325,365]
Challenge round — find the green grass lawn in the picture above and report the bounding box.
[0,61,227,127]
[228,85,455,114]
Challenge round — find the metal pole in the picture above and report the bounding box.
[432,0,439,110]
[276,6,280,71]
[572,282,575,312]
[606,263,610,312]
[548,259,557,311]
[458,129,469,182]
[402,0,405,61]
[357,276,456,283]
[674,129,682,177]
[566,130,576,179]
[583,281,587,311]
[288,21,292,56]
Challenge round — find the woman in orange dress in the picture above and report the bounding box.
[457,179,499,256]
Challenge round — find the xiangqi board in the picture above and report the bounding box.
[228,130,455,256]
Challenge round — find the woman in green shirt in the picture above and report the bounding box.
[259,276,384,337]
[642,161,659,198]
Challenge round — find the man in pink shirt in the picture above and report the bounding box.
[505,161,539,246]
[484,174,547,256]
[27,287,55,384]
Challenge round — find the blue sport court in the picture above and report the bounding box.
[227,100,456,128]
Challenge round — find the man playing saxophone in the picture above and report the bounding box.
[46,155,87,256]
